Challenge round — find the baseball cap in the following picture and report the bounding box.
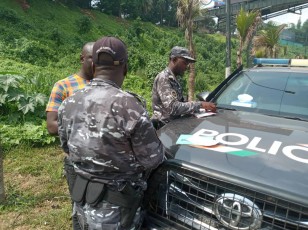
[92,36,128,66]
[170,46,196,62]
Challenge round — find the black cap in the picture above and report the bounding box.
[92,36,128,66]
[170,46,196,62]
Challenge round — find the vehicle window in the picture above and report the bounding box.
[215,71,308,118]
[281,73,308,116]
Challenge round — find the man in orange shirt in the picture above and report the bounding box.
[46,42,94,135]
[46,42,94,230]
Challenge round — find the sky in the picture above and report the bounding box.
[265,7,308,26]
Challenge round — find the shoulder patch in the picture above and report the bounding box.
[171,90,177,99]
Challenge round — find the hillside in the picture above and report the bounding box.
[0,0,303,149]
[0,0,233,149]
[0,0,229,98]
[0,0,304,100]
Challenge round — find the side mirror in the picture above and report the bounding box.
[196,91,211,101]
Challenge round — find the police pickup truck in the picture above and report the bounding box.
[145,58,308,230]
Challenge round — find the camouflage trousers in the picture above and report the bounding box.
[73,201,144,230]
[64,157,82,230]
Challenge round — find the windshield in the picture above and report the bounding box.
[214,70,308,119]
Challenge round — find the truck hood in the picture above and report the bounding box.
[157,109,308,204]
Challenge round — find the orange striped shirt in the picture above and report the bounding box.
[46,74,90,112]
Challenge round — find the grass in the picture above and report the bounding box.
[0,144,72,230]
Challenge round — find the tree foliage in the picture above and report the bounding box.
[176,0,201,101]
[86,0,178,26]
[253,21,286,58]
[235,8,261,67]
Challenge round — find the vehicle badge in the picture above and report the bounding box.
[214,193,262,230]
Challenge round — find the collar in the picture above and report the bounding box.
[165,67,176,81]
[73,74,91,83]
[90,78,120,89]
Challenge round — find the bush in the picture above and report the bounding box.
[0,8,20,24]
[75,16,92,33]
[13,38,57,66]
[49,28,63,46]
[0,73,48,122]
[0,121,57,150]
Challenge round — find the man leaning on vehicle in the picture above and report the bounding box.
[151,46,216,129]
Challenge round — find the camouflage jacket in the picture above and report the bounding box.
[58,79,164,183]
[152,67,202,123]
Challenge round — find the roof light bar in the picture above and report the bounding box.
[253,58,290,66]
[290,59,308,67]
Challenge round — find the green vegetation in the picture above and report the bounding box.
[0,145,71,229]
[0,0,306,228]
[0,0,233,150]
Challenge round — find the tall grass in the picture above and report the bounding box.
[0,145,71,230]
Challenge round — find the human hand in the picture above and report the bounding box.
[201,102,217,112]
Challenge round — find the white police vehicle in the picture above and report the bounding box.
[145,58,308,230]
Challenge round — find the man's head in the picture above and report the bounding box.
[80,42,95,80]
[169,46,196,76]
[92,36,128,87]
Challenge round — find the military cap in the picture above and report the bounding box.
[170,46,196,62]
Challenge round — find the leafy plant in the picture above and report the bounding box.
[0,73,47,121]
[12,38,57,66]
[0,121,57,150]
[0,8,20,24]
[252,21,287,58]
[75,16,92,33]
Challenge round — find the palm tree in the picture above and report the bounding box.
[236,8,262,68]
[176,0,201,101]
[252,21,286,58]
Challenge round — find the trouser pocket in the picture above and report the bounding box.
[86,181,105,207]
[71,175,89,205]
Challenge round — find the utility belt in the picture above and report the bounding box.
[72,174,144,228]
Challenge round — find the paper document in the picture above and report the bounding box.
[176,132,218,146]
[194,112,216,118]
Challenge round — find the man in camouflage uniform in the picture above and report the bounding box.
[152,46,216,128]
[58,36,164,230]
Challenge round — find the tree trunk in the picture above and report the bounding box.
[188,32,196,101]
[187,0,195,102]
[0,145,5,204]
[237,41,243,68]
[188,62,195,102]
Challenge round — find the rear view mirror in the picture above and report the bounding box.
[196,91,211,101]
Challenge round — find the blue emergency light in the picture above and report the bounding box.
[253,58,290,66]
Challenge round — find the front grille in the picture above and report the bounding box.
[146,162,308,230]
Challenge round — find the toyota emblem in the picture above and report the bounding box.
[214,193,262,230]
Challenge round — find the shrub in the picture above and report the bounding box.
[0,121,57,150]
[0,8,20,24]
[75,16,92,33]
[0,73,48,123]
[49,28,63,46]
[13,38,57,66]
